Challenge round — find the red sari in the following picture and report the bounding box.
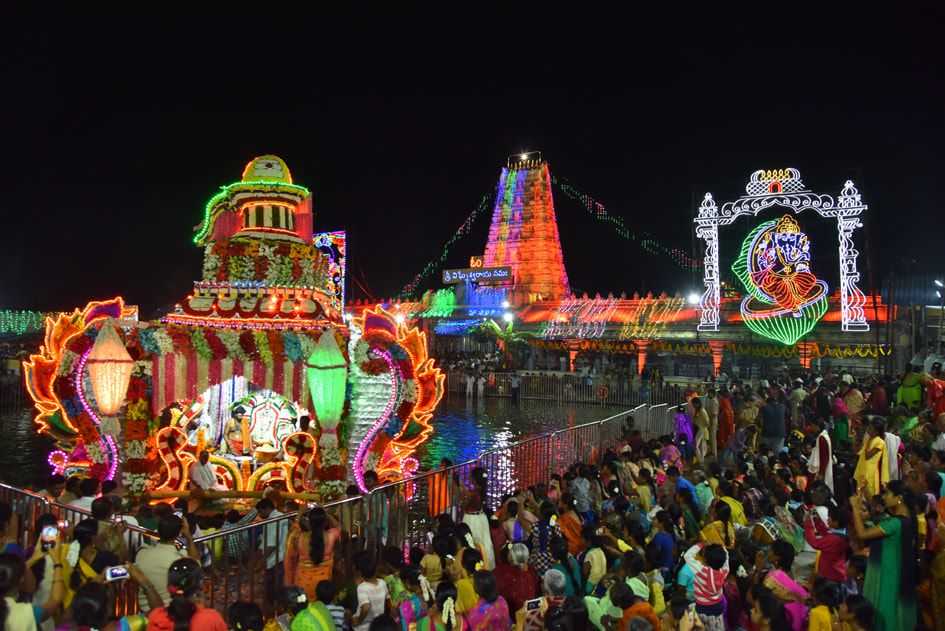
[718,395,735,451]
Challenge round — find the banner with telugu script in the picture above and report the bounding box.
[441,266,512,284]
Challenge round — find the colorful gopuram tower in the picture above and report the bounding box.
[482,152,570,306]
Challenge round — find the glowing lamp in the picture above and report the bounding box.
[935,279,944,288]
[686,292,700,306]
[502,312,514,323]
[394,313,406,324]
[501,300,510,309]
[86,321,133,416]
[305,331,348,446]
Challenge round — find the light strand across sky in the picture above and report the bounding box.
[552,176,702,270]
[398,194,491,298]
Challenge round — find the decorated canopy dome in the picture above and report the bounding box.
[167,155,342,330]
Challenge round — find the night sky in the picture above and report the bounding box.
[3,13,943,315]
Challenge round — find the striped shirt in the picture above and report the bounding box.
[683,544,728,606]
[326,604,347,631]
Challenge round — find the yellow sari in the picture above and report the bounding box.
[854,435,889,497]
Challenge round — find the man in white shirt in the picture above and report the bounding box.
[788,379,808,427]
[67,478,100,513]
[704,389,720,460]
[135,514,197,612]
[256,498,289,608]
[188,450,220,491]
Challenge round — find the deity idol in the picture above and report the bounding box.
[747,215,821,316]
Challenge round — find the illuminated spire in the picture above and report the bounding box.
[483,154,570,305]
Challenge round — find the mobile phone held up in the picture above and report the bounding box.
[525,598,543,612]
[40,526,59,551]
[104,566,131,582]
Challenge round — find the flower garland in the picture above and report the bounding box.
[254,331,273,365]
[191,328,212,360]
[121,365,155,496]
[202,237,330,287]
[216,330,248,361]
[152,329,175,355]
[57,350,77,377]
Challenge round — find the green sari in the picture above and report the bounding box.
[864,515,917,631]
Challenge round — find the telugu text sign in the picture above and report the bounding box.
[442,266,512,284]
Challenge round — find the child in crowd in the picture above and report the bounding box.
[379,546,407,607]
[808,579,840,631]
[398,566,429,631]
[454,548,482,614]
[684,543,728,630]
[265,585,308,631]
[352,552,390,631]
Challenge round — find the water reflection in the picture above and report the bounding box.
[419,395,628,468]
[0,394,627,488]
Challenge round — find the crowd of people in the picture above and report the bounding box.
[4,361,945,631]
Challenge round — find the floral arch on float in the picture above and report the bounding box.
[694,168,869,346]
[23,155,443,502]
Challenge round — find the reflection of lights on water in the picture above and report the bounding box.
[491,429,515,498]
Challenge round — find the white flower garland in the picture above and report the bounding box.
[122,472,149,495]
[125,440,148,459]
[86,441,105,464]
[152,329,175,355]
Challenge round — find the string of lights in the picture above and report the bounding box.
[552,176,702,270]
[0,310,47,335]
[398,194,491,298]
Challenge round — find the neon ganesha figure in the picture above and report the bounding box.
[749,215,818,316]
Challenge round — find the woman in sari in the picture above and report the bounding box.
[464,571,509,631]
[849,479,918,631]
[761,539,808,631]
[854,418,890,498]
[285,507,342,599]
[556,494,584,557]
[700,500,735,550]
[526,501,561,577]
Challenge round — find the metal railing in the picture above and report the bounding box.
[0,483,160,617]
[183,404,686,613]
[445,370,684,407]
[0,482,160,553]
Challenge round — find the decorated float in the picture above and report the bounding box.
[23,155,443,502]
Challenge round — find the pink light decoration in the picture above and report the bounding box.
[353,348,398,493]
[75,349,101,425]
[75,348,118,480]
[103,435,118,481]
[48,450,69,475]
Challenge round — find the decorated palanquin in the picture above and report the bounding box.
[23,156,443,502]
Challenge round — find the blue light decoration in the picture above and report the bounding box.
[465,282,507,317]
[433,319,482,336]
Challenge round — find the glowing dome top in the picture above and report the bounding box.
[241,155,293,183]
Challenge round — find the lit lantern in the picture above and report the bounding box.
[87,321,134,416]
[305,330,347,446]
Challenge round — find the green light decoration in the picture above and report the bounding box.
[732,216,829,346]
[420,288,456,318]
[552,176,701,270]
[0,310,46,335]
[193,180,311,245]
[399,194,491,298]
[305,331,348,443]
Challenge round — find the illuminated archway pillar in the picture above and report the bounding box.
[796,342,817,369]
[708,341,726,377]
[568,349,578,372]
[633,339,650,375]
